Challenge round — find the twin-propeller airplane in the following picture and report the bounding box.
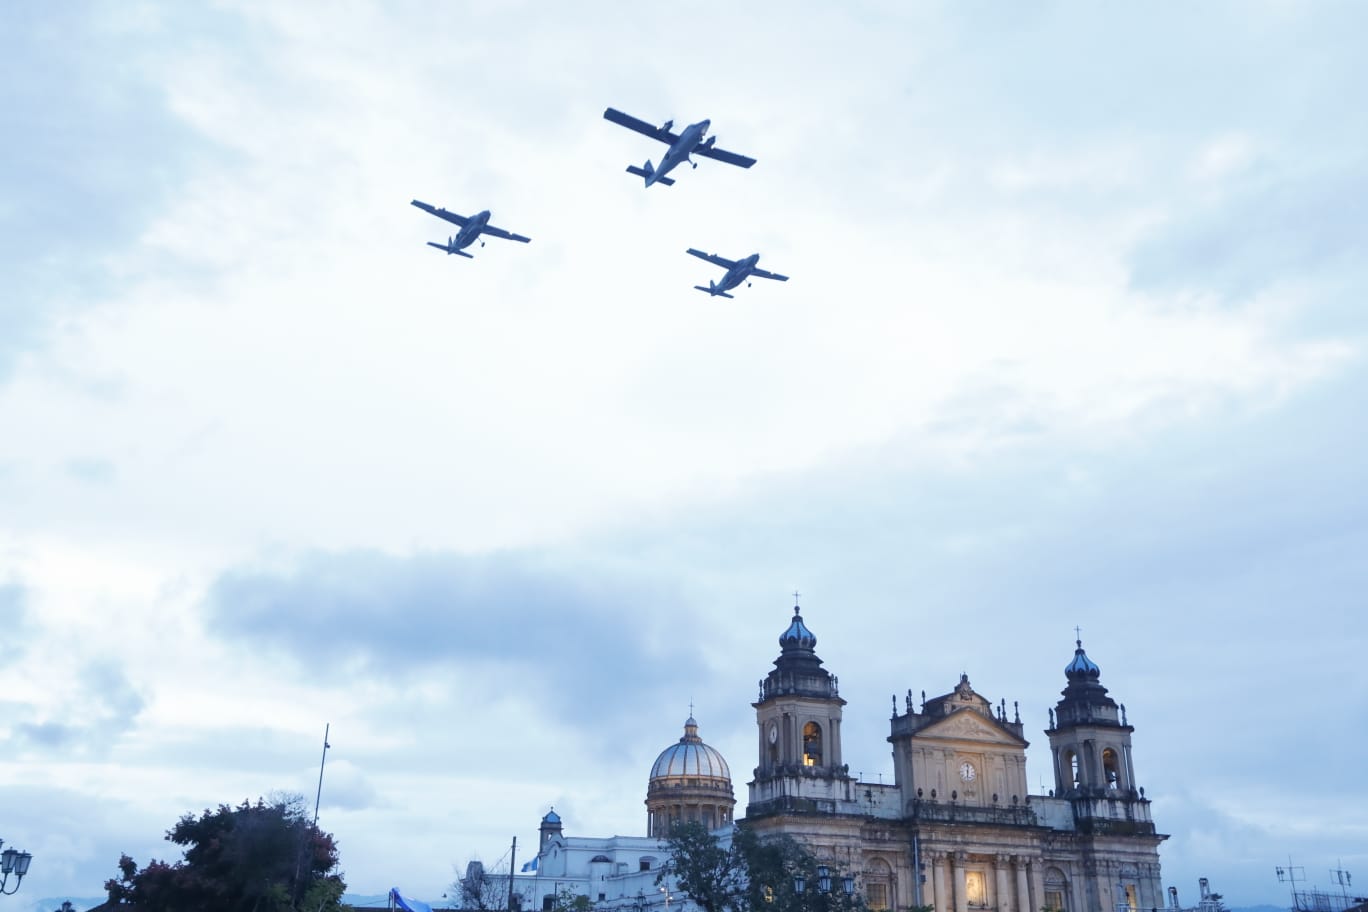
[686,249,788,298]
[410,200,531,258]
[602,107,756,187]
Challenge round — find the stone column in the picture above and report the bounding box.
[1030,862,1045,912]
[995,856,1012,912]
[930,852,947,912]
[1013,858,1031,912]
[953,852,968,912]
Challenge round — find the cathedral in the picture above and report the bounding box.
[512,605,1167,912]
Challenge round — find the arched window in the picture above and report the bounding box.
[1065,750,1080,786]
[1044,866,1069,912]
[1102,748,1121,789]
[865,858,893,911]
[803,722,823,766]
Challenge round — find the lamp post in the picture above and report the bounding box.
[0,840,34,896]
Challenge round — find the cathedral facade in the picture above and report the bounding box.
[512,606,1166,912]
[745,607,1166,912]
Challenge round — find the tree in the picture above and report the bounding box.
[455,860,513,912]
[549,886,594,912]
[659,822,865,912]
[657,822,746,912]
[104,794,350,912]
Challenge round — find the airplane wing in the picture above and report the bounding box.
[603,107,680,145]
[481,224,532,244]
[694,144,757,169]
[411,199,468,227]
[750,266,789,282]
[686,248,738,269]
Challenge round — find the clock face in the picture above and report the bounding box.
[959,761,977,782]
[768,722,779,744]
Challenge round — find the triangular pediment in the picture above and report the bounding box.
[916,708,1026,746]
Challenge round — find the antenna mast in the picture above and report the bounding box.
[313,723,331,828]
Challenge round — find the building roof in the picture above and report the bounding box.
[649,716,731,780]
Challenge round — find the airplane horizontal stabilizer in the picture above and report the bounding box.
[626,165,674,186]
[694,285,733,298]
[427,242,474,258]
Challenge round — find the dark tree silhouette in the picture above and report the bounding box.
[659,822,865,912]
[104,794,348,912]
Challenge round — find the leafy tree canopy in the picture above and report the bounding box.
[105,793,349,912]
[659,822,866,912]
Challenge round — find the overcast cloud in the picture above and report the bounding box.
[2,2,1366,909]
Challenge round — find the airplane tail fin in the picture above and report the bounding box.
[626,161,675,186]
[694,284,733,299]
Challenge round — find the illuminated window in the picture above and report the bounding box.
[1102,749,1121,789]
[803,722,823,766]
[965,871,986,905]
[867,883,888,910]
[1045,891,1065,912]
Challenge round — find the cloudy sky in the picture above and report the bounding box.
[3,2,1366,909]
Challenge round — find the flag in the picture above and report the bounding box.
[390,887,434,912]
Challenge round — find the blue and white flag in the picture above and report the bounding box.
[521,856,539,872]
[390,887,434,912]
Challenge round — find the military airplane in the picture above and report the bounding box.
[410,200,531,257]
[603,108,756,187]
[686,249,788,298]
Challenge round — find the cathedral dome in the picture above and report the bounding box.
[649,717,732,780]
[646,715,736,837]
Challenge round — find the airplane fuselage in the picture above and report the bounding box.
[451,209,492,250]
[713,253,761,294]
[649,119,710,186]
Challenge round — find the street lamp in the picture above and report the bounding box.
[0,840,34,896]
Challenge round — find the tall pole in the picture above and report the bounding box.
[313,723,331,829]
[508,837,518,912]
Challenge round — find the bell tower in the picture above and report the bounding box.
[748,601,853,817]
[1046,635,1167,911]
[1046,637,1139,797]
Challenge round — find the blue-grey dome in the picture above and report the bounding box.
[1065,639,1101,680]
[650,717,731,780]
[780,606,816,650]
[542,809,561,824]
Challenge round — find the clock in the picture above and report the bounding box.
[768,722,779,744]
[958,761,977,782]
